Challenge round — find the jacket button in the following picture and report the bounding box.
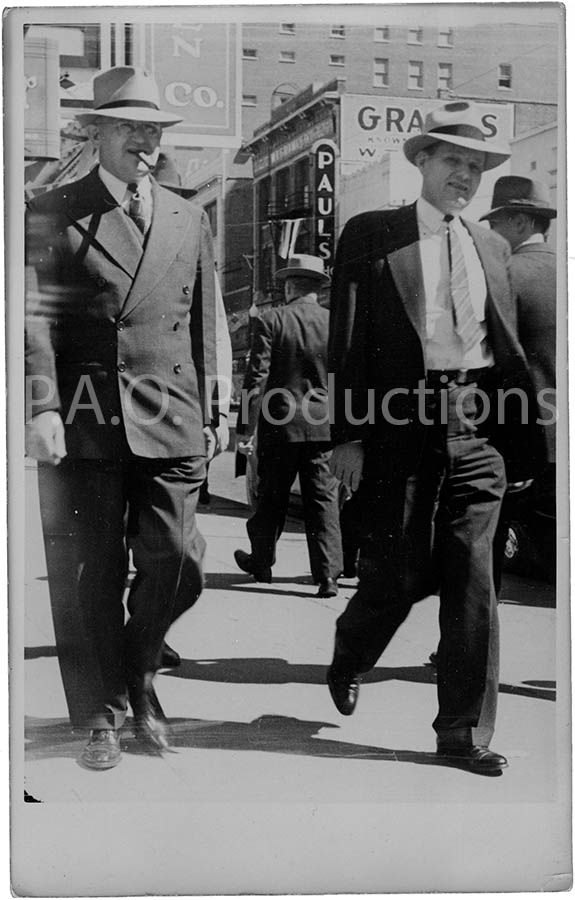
[173,321,180,331]
[96,276,107,288]
[117,362,127,372]
[182,285,190,295]
[174,363,182,374]
[116,320,125,331]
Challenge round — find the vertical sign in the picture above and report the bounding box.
[24,37,60,159]
[145,23,242,148]
[313,140,337,275]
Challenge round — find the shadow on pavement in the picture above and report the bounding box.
[25,714,494,775]
[499,573,556,608]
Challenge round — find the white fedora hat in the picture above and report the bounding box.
[276,255,331,285]
[77,66,183,127]
[403,100,510,172]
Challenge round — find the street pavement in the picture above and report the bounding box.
[14,446,570,896]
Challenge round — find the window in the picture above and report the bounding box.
[408,60,423,90]
[205,201,217,237]
[330,25,345,38]
[374,26,390,41]
[242,94,257,107]
[279,50,295,63]
[330,54,345,66]
[25,24,101,68]
[279,23,295,34]
[438,28,454,47]
[498,64,512,89]
[407,27,423,44]
[242,47,258,60]
[437,62,453,91]
[373,58,389,87]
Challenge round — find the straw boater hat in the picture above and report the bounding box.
[403,100,510,172]
[276,255,331,285]
[153,152,197,199]
[479,176,557,221]
[76,66,183,127]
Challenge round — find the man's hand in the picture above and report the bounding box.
[25,411,67,465]
[215,418,230,455]
[237,434,255,457]
[203,424,218,463]
[330,441,364,493]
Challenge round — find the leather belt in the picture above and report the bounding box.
[426,367,494,388]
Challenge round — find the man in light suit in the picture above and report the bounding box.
[480,176,557,583]
[234,255,343,597]
[327,102,544,774]
[25,67,223,769]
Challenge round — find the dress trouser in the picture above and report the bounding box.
[246,441,343,582]
[37,453,206,730]
[334,380,506,747]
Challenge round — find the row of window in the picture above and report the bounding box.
[271,24,454,46]
[241,62,513,100]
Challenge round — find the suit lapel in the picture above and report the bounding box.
[120,183,190,317]
[385,205,425,340]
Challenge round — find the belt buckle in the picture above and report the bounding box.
[454,369,469,386]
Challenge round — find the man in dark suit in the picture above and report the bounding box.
[327,102,544,774]
[25,67,222,769]
[234,255,343,598]
[480,176,557,582]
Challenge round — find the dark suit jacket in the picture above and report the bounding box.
[511,241,556,462]
[25,168,218,459]
[240,295,331,446]
[328,203,545,479]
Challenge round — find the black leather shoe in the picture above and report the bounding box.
[129,674,173,752]
[80,729,122,770]
[342,553,358,579]
[428,650,438,668]
[234,549,272,583]
[316,577,339,598]
[159,641,181,669]
[327,665,360,715]
[437,743,508,774]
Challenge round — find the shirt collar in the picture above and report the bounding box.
[517,232,546,248]
[98,165,152,205]
[417,196,454,236]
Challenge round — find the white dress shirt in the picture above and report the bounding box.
[417,197,493,370]
[98,165,153,232]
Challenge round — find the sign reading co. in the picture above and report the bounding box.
[145,23,242,148]
[313,140,337,275]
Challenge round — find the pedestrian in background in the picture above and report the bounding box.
[480,176,557,586]
[234,255,343,597]
[25,66,224,769]
[327,101,545,774]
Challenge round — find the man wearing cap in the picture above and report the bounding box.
[480,176,557,583]
[327,101,544,774]
[25,67,222,769]
[234,255,343,598]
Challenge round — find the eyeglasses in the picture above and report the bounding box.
[108,120,163,139]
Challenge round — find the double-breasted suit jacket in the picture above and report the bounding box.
[25,167,219,458]
[328,203,545,480]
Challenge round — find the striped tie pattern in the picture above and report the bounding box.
[127,182,148,234]
[444,215,483,352]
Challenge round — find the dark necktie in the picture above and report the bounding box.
[127,182,147,234]
[443,214,483,352]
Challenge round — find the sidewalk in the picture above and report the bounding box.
[16,448,569,894]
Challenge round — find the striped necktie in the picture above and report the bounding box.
[127,182,148,235]
[443,215,483,352]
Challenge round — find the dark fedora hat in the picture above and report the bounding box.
[153,152,197,199]
[276,255,331,285]
[403,100,510,171]
[479,175,557,220]
[77,66,183,127]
